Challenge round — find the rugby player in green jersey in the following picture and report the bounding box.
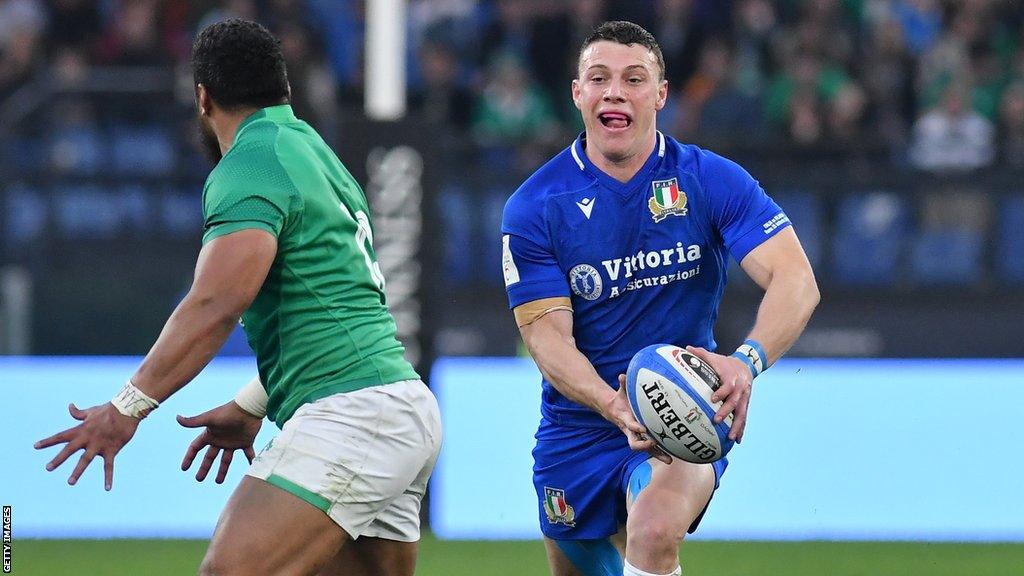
[35,19,441,576]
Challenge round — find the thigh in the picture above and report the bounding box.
[625,458,716,542]
[533,426,641,540]
[201,476,347,576]
[543,533,626,576]
[316,537,418,576]
[248,381,441,541]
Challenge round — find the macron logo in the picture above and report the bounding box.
[576,197,596,219]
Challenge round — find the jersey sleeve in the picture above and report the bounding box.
[202,156,297,245]
[701,151,791,263]
[501,191,569,309]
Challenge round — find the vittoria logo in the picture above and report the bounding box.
[569,264,603,300]
[649,177,688,222]
[543,487,576,526]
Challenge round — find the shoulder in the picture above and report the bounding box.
[669,140,759,198]
[207,125,299,201]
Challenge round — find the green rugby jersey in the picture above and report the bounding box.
[201,104,418,426]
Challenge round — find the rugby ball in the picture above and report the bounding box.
[625,344,734,463]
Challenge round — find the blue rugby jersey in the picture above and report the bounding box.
[502,132,791,428]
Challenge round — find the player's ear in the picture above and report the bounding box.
[655,79,668,111]
[571,78,582,109]
[196,84,212,117]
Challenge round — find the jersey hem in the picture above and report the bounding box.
[203,220,278,245]
[270,368,421,426]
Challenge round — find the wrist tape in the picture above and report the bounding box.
[732,339,769,379]
[234,376,268,418]
[111,380,160,419]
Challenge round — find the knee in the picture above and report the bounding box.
[627,516,687,553]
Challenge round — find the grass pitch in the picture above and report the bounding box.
[10,536,1023,575]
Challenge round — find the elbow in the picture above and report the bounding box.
[802,270,821,312]
[186,292,245,327]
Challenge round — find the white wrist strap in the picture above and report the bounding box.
[234,376,268,418]
[110,380,160,419]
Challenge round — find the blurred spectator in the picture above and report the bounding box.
[674,37,762,141]
[998,80,1024,168]
[859,14,915,147]
[274,19,338,135]
[471,52,560,152]
[893,0,942,57]
[764,46,863,144]
[652,0,706,88]
[96,0,177,66]
[909,81,995,172]
[0,0,46,98]
[410,40,474,130]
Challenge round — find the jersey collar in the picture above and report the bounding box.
[235,104,298,140]
[570,131,667,196]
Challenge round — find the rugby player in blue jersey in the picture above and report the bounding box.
[501,21,819,576]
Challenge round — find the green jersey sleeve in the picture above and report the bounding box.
[202,144,302,244]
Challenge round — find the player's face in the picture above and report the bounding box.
[195,84,223,163]
[573,41,667,165]
[197,114,222,163]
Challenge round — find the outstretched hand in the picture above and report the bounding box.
[602,376,672,464]
[686,345,753,442]
[34,403,141,491]
[178,401,262,484]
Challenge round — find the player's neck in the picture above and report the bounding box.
[584,132,657,183]
[212,107,261,155]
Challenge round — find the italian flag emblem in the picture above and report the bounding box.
[543,486,576,526]
[649,177,688,222]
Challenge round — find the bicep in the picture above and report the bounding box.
[738,227,813,289]
[518,307,574,350]
[191,229,278,313]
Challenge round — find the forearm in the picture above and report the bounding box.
[130,292,242,402]
[746,269,819,365]
[525,328,615,414]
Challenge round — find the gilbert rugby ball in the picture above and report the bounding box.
[625,344,734,463]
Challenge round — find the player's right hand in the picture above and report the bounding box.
[604,376,672,465]
[177,401,262,484]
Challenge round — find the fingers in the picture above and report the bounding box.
[44,440,81,472]
[244,445,256,464]
[103,454,115,491]
[729,389,751,443]
[67,449,97,486]
[215,450,233,484]
[648,446,672,465]
[685,345,712,364]
[196,445,219,482]
[176,413,205,428]
[69,403,87,421]
[181,435,207,471]
[34,426,76,450]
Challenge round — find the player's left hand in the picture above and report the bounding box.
[34,402,141,491]
[686,346,752,443]
[178,400,262,484]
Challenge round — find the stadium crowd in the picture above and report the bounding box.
[2,0,1023,169]
[2,0,1024,296]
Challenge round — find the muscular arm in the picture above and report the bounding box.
[689,226,819,442]
[738,227,820,363]
[520,309,615,413]
[130,228,277,401]
[519,308,663,459]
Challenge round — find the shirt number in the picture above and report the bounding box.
[339,202,386,290]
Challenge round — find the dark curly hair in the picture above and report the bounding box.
[191,19,290,110]
[578,21,665,81]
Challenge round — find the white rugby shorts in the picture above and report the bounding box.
[247,379,442,541]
